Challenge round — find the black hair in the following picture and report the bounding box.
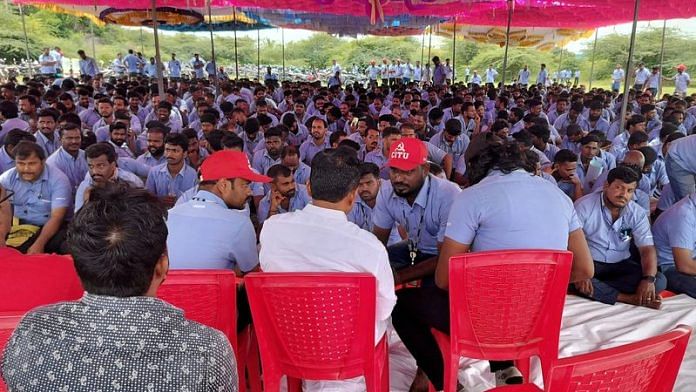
[281,145,300,159]
[109,122,127,133]
[329,130,347,146]
[607,166,640,186]
[338,139,361,151]
[266,164,292,179]
[528,124,550,142]
[638,146,658,166]
[13,141,46,161]
[444,119,462,136]
[309,147,361,203]
[181,128,198,140]
[467,141,527,185]
[359,162,380,179]
[264,126,283,140]
[67,184,168,297]
[219,131,243,151]
[200,113,217,125]
[37,108,59,121]
[628,131,649,147]
[0,101,19,119]
[580,134,600,146]
[86,142,117,163]
[244,117,260,135]
[627,114,646,128]
[554,149,578,164]
[59,122,81,137]
[512,130,533,147]
[164,133,189,152]
[491,119,510,133]
[4,129,35,146]
[665,132,685,144]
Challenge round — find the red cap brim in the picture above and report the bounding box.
[238,171,272,183]
[385,159,420,171]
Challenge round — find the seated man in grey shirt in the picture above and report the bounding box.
[1,185,238,392]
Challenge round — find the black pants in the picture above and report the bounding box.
[237,286,252,333]
[392,287,513,390]
[11,224,68,254]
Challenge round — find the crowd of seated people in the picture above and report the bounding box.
[1,57,696,391]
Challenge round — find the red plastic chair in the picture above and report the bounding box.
[489,324,692,392]
[0,312,26,392]
[157,270,261,392]
[0,248,84,311]
[430,250,573,392]
[245,272,389,392]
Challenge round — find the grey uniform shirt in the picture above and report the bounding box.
[1,294,237,392]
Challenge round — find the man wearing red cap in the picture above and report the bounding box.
[372,137,460,283]
[671,64,690,97]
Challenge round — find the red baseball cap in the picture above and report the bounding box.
[200,151,271,183]
[385,138,428,171]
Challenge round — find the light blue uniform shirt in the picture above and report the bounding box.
[0,164,72,226]
[445,170,580,251]
[668,134,696,172]
[167,190,258,272]
[74,169,143,211]
[347,180,402,246]
[35,131,61,157]
[78,108,101,129]
[652,193,696,267]
[136,152,167,168]
[45,148,88,192]
[168,60,182,77]
[257,184,311,224]
[117,157,151,178]
[0,147,14,174]
[251,149,281,175]
[428,131,470,164]
[299,137,331,165]
[79,58,99,77]
[145,163,197,198]
[574,191,654,263]
[293,162,311,186]
[123,54,140,73]
[373,175,460,255]
[364,150,389,180]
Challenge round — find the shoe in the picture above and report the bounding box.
[494,366,524,387]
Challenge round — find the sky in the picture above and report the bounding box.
[156,17,696,55]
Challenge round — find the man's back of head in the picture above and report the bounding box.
[308,146,361,211]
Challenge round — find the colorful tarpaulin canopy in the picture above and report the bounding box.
[436,23,595,50]
[16,0,696,29]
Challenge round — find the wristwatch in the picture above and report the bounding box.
[641,275,656,283]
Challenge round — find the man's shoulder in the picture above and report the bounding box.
[574,191,599,209]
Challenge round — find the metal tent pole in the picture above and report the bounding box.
[658,20,667,97]
[420,29,425,70]
[151,0,166,101]
[257,28,261,80]
[90,1,97,59]
[588,29,598,89]
[206,0,219,95]
[501,0,513,86]
[427,25,433,79]
[232,7,239,80]
[19,4,32,77]
[619,0,641,133]
[452,19,457,82]
[281,28,286,81]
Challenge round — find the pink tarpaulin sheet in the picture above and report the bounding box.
[13,0,696,28]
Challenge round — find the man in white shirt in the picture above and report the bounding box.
[444,59,453,84]
[38,48,57,77]
[49,47,63,74]
[259,146,396,345]
[537,63,548,86]
[485,65,498,87]
[168,53,182,79]
[612,64,625,92]
[111,53,126,77]
[672,64,691,96]
[634,63,651,91]
[518,65,530,87]
[464,66,471,83]
[190,54,206,79]
[331,59,341,75]
[413,61,422,83]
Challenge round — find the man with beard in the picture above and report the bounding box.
[586,100,611,135]
[299,117,331,165]
[74,142,143,211]
[145,133,197,206]
[0,141,71,254]
[91,98,116,139]
[348,162,402,245]
[372,138,460,282]
[358,128,380,161]
[547,96,568,126]
[0,130,35,174]
[428,119,470,166]
[281,145,311,186]
[46,123,88,192]
[167,150,271,329]
[610,114,646,158]
[257,163,311,222]
[252,126,283,175]
[365,127,401,180]
[35,109,61,157]
[554,102,591,135]
[107,122,136,159]
[136,122,168,167]
[573,166,665,309]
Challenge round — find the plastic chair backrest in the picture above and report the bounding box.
[448,250,573,361]
[0,312,25,392]
[245,272,376,380]
[157,270,237,349]
[547,325,692,392]
[0,249,83,312]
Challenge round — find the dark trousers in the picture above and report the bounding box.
[237,286,252,333]
[580,259,667,304]
[392,287,514,390]
[11,224,68,254]
[387,240,437,286]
